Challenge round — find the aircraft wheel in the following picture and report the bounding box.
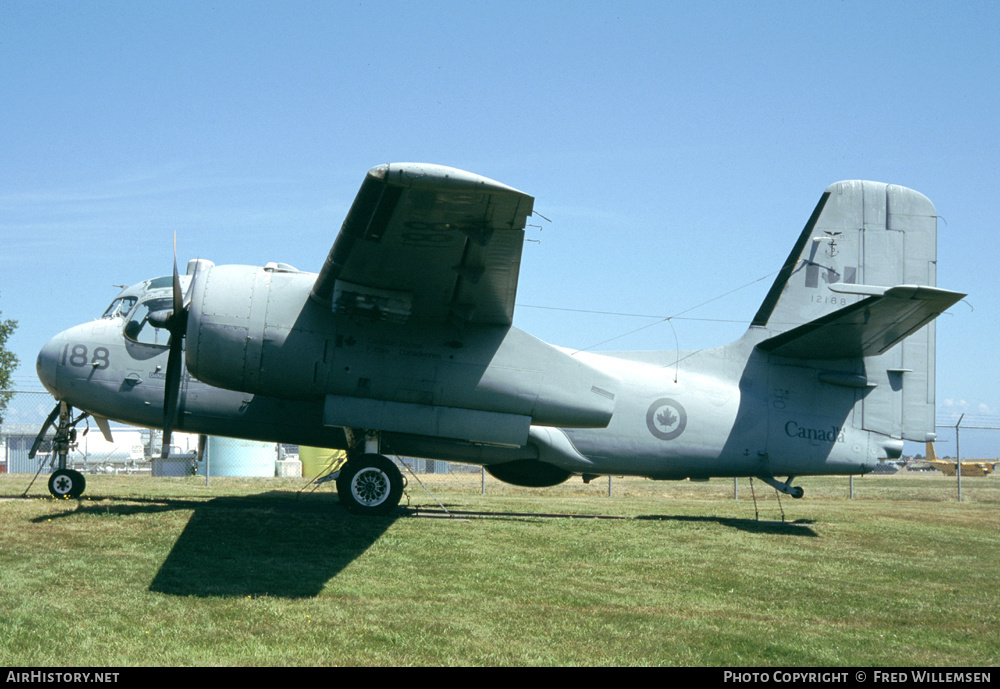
[336,454,403,516]
[48,469,86,499]
[790,486,804,499]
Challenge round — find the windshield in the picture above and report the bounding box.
[102,296,138,320]
[123,297,174,346]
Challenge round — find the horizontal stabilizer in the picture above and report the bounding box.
[756,285,965,359]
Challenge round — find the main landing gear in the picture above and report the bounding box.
[335,453,404,516]
[328,431,406,516]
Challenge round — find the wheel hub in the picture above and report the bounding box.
[53,475,73,495]
[352,468,390,506]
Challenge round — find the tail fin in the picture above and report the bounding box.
[753,181,965,443]
[753,180,941,331]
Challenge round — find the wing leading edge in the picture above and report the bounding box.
[311,163,535,327]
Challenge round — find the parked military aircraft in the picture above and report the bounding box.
[33,163,965,513]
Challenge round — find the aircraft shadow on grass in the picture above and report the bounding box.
[28,491,815,599]
[30,491,396,599]
[410,505,818,537]
[148,492,398,598]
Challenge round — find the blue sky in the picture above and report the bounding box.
[2,1,998,429]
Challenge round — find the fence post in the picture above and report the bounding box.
[202,435,210,487]
[955,414,964,502]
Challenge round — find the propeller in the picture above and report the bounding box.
[149,238,191,459]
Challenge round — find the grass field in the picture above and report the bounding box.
[0,470,997,666]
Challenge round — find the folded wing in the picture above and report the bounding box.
[311,163,535,327]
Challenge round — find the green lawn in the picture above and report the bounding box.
[1,471,997,666]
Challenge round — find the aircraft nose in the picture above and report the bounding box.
[36,336,62,396]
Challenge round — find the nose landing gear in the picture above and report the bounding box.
[29,401,91,499]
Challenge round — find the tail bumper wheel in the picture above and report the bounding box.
[336,454,403,516]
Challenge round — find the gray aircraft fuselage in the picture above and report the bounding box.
[35,168,964,494]
[35,269,894,483]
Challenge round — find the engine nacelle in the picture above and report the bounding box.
[185,264,327,398]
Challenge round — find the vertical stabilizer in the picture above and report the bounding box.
[752,181,938,332]
[753,181,945,442]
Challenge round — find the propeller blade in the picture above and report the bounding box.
[162,333,184,459]
[161,234,188,460]
[172,235,183,322]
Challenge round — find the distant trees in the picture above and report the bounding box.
[0,299,18,426]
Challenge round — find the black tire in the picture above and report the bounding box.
[48,469,86,499]
[335,454,403,516]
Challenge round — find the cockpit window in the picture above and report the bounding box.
[123,297,173,346]
[102,297,138,320]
